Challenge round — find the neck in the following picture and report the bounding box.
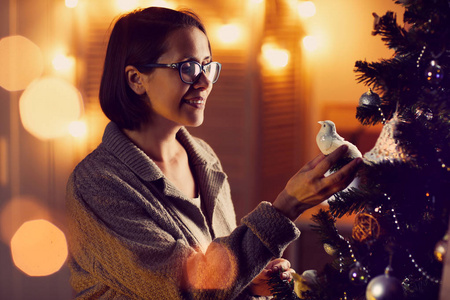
[123,122,183,162]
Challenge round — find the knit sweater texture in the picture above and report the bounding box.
[66,122,300,299]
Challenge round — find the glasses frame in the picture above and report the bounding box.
[140,61,222,84]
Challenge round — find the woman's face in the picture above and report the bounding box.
[140,26,213,129]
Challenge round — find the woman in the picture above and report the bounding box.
[66,7,362,299]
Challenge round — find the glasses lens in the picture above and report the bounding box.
[179,61,221,84]
[204,62,221,83]
[180,62,201,84]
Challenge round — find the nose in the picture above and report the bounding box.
[192,71,212,89]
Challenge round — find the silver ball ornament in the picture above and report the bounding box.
[366,274,404,300]
[359,89,382,107]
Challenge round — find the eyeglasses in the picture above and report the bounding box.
[140,61,222,84]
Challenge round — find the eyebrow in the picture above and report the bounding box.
[180,55,212,62]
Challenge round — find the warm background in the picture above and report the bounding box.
[0,0,403,298]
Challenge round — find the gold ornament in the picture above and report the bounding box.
[352,212,381,242]
[324,243,337,256]
[292,270,317,299]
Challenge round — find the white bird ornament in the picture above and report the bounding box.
[316,120,362,159]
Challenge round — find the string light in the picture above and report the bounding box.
[385,193,441,284]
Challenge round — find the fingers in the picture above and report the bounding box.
[265,258,294,281]
[313,145,349,176]
[323,156,362,193]
[300,153,326,172]
[266,258,291,272]
[308,145,362,200]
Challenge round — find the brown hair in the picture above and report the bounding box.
[99,7,208,130]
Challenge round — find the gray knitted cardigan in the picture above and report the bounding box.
[66,122,300,299]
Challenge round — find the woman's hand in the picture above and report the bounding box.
[273,145,363,221]
[249,258,294,296]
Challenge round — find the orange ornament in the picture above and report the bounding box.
[352,213,381,242]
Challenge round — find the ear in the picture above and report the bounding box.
[125,65,146,95]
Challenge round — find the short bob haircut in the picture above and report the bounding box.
[99,7,209,130]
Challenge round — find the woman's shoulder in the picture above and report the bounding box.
[70,143,126,183]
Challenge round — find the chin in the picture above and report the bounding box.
[186,118,204,128]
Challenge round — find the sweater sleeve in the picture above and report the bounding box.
[66,170,300,300]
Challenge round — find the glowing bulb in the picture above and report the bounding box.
[302,35,319,52]
[116,0,139,11]
[217,24,241,44]
[11,219,68,276]
[0,35,44,91]
[69,120,87,138]
[65,0,78,8]
[52,54,74,71]
[297,1,316,18]
[262,45,290,68]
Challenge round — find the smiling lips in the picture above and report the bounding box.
[183,97,205,107]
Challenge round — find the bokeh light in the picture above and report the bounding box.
[115,0,139,11]
[297,1,316,18]
[0,35,44,91]
[0,196,51,245]
[65,0,78,8]
[19,77,83,140]
[149,0,174,8]
[68,120,87,138]
[11,219,68,276]
[262,44,290,68]
[302,35,319,52]
[52,53,75,71]
[217,24,241,44]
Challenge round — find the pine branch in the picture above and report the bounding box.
[396,106,450,175]
[267,269,299,300]
[310,209,341,245]
[328,188,370,218]
[372,11,411,55]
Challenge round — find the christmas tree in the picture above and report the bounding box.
[270,0,450,299]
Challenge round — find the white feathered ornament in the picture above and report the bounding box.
[316,120,362,159]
